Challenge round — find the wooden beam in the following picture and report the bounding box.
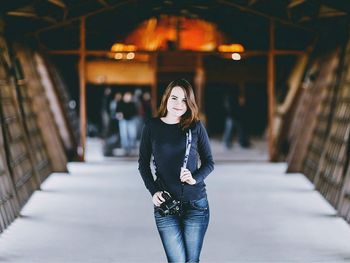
[78,17,86,161]
[274,50,305,55]
[33,0,132,35]
[46,49,305,57]
[217,0,314,32]
[195,54,205,113]
[96,0,110,7]
[267,20,276,161]
[48,0,67,9]
[46,50,80,55]
[150,53,158,116]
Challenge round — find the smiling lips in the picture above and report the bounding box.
[173,108,183,111]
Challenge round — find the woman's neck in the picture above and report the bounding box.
[161,115,180,124]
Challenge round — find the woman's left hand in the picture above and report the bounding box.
[180,168,196,185]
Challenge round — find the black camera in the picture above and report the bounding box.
[158,192,181,217]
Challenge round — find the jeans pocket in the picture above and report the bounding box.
[190,197,209,211]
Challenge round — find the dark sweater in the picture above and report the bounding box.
[116,101,137,120]
[138,117,214,201]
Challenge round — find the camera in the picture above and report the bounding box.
[158,191,181,217]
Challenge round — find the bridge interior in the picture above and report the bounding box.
[1,0,350,262]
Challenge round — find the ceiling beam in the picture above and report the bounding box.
[217,0,314,32]
[32,0,133,35]
[96,0,110,7]
[7,6,37,18]
[45,49,306,57]
[47,0,67,9]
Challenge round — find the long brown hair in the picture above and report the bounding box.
[158,79,199,130]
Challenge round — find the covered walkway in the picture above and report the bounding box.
[0,140,350,263]
[2,1,350,262]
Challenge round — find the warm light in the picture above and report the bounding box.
[231,53,241,60]
[125,45,136,51]
[126,52,135,60]
[111,43,137,52]
[114,53,123,59]
[111,43,124,52]
[219,44,245,53]
[231,44,244,53]
[125,15,227,51]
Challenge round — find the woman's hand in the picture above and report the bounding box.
[180,168,196,185]
[152,191,165,207]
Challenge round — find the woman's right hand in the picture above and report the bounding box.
[153,191,165,206]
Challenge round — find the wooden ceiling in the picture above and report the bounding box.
[1,0,349,50]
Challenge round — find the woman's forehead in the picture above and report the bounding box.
[170,86,185,98]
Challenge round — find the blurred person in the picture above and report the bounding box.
[103,92,122,156]
[109,92,123,133]
[222,91,235,149]
[100,87,112,138]
[134,88,144,141]
[136,91,153,143]
[236,93,251,148]
[222,91,250,149]
[116,91,138,156]
[138,79,214,263]
[141,91,153,121]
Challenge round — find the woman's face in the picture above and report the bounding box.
[166,86,187,118]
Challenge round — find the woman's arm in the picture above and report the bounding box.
[138,123,158,196]
[192,121,215,183]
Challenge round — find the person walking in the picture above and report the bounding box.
[138,79,214,262]
[116,91,138,156]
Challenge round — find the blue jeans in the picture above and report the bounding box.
[154,197,210,263]
[119,118,137,154]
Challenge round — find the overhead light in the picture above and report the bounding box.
[218,44,245,53]
[232,53,241,61]
[114,53,123,59]
[111,43,136,52]
[111,43,124,52]
[126,52,135,60]
[125,45,136,52]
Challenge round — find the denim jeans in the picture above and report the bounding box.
[154,197,210,263]
[119,118,137,154]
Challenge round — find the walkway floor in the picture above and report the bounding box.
[0,139,350,262]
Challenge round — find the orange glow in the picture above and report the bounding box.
[111,43,137,52]
[124,15,227,51]
[218,44,245,53]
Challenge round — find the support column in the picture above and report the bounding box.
[150,53,158,116]
[267,20,276,161]
[195,54,205,117]
[78,17,86,161]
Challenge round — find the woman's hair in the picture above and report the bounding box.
[158,79,199,130]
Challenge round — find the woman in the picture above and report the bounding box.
[138,79,214,262]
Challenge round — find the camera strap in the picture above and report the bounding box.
[182,129,192,168]
[180,129,192,213]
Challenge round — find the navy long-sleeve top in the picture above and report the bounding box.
[138,117,214,201]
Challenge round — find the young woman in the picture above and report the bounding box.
[138,79,214,262]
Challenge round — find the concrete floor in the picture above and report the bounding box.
[0,139,350,262]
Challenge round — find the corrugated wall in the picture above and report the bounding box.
[0,31,78,232]
[286,31,350,224]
